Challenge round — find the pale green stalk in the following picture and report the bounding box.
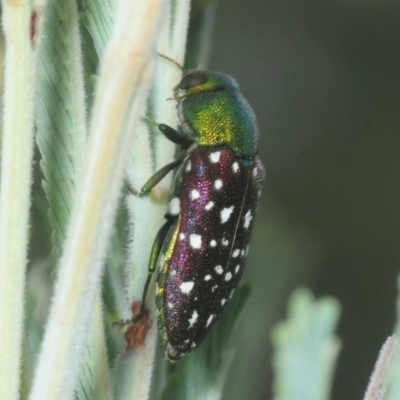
[153,0,191,183]
[114,73,165,400]
[382,277,400,400]
[116,2,191,399]
[28,2,165,399]
[363,335,397,400]
[0,1,38,398]
[77,296,113,400]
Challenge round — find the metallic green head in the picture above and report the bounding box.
[174,69,259,159]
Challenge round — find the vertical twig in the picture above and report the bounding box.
[363,335,398,400]
[116,1,191,399]
[0,1,37,398]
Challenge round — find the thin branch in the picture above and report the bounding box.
[0,1,37,398]
[363,335,398,400]
[116,1,191,399]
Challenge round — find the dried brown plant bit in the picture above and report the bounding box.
[124,302,152,352]
[30,9,41,48]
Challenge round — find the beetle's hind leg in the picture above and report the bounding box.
[112,217,174,328]
[140,217,175,313]
[138,157,184,197]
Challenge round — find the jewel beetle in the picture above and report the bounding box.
[139,65,265,361]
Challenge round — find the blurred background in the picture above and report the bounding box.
[205,1,400,399]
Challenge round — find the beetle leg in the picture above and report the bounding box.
[112,217,170,324]
[139,153,186,196]
[140,217,175,313]
[142,116,192,146]
[157,123,192,147]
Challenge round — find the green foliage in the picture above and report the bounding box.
[81,0,115,59]
[271,289,341,400]
[35,0,86,258]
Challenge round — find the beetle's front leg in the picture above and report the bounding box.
[142,117,193,147]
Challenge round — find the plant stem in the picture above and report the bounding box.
[28,2,165,399]
[0,1,37,398]
[363,335,398,400]
[117,1,191,398]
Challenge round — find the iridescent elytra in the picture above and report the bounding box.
[139,65,265,361]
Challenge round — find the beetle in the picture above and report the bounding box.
[138,65,265,361]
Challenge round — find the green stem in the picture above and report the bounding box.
[28,2,165,399]
[117,2,191,399]
[0,1,37,398]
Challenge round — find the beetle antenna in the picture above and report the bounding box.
[158,52,184,71]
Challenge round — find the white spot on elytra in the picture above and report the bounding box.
[170,269,177,276]
[190,234,202,249]
[185,160,192,171]
[221,298,227,306]
[253,166,258,177]
[210,239,217,247]
[232,249,240,258]
[206,314,215,327]
[190,189,200,200]
[235,265,240,274]
[212,285,218,292]
[180,281,194,294]
[225,272,232,281]
[191,342,196,348]
[215,265,223,274]
[168,197,180,216]
[220,206,234,223]
[214,179,223,190]
[244,210,253,229]
[179,233,185,241]
[241,249,245,256]
[204,274,212,281]
[229,289,235,299]
[232,162,239,173]
[188,310,199,328]
[168,302,173,309]
[209,151,221,163]
[205,201,214,211]
[222,238,229,246]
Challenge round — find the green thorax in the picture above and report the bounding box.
[174,70,259,159]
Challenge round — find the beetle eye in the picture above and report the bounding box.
[179,71,208,90]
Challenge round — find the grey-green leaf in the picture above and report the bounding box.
[81,0,115,59]
[271,289,341,400]
[36,0,86,257]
